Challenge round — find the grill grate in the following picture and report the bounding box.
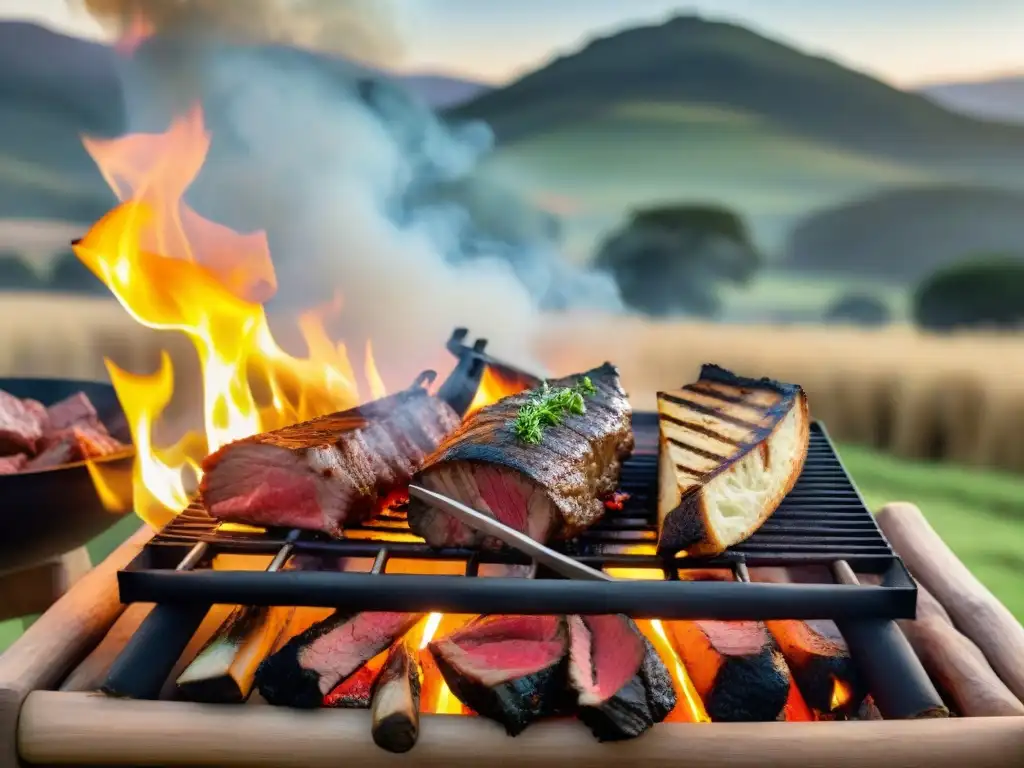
[118,415,916,621]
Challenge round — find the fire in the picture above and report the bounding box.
[76,106,384,527]
[784,679,815,722]
[464,365,533,417]
[830,675,853,712]
[415,613,470,715]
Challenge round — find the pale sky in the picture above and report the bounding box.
[2,0,1023,87]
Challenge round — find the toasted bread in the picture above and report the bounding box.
[656,365,809,556]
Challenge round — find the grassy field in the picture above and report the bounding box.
[482,101,945,259]
[2,443,1021,657]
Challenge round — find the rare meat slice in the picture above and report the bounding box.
[409,364,634,549]
[0,390,46,455]
[200,388,460,535]
[429,615,569,735]
[255,611,422,708]
[567,615,676,741]
[44,392,103,435]
[27,425,127,470]
[665,620,791,722]
[0,454,27,474]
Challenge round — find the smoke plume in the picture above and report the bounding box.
[76,0,403,66]
[80,1,622,383]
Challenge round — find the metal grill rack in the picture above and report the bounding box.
[118,416,916,622]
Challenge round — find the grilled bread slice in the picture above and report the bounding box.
[656,365,809,556]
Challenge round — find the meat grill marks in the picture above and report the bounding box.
[665,619,792,722]
[766,619,866,717]
[409,364,634,549]
[255,611,423,709]
[657,364,809,556]
[429,615,570,736]
[200,388,460,535]
[567,614,676,741]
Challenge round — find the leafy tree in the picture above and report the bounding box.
[594,204,761,316]
[912,255,1024,331]
[48,250,110,296]
[0,252,44,291]
[823,292,892,327]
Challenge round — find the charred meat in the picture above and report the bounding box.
[567,614,676,741]
[665,619,791,722]
[255,611,422,708]
[200,388,460,535]
[429,614,569,735]
[409,365,633,548]
[657,365,809,556]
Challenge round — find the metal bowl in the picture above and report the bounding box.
[0,378,135,573]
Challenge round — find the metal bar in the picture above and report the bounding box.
[119,570,916,620]
[831,560,944,719]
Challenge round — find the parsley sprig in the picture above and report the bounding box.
[512,376,597,444]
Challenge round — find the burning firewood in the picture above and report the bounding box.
[429,615,569,736]
[664,620,791,722]
[371,641,422,753]
[566,615,676,741]
[255,611,423,708]
[765,619,866,717]
[176,605,295,703]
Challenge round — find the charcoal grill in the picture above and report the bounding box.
[104,329,938,719]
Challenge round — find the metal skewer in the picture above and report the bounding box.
[408,485,613,582]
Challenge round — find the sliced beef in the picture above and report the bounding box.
[200,389,460,535]
[323,662,379,708]
[409,364,633,549]
[429,614,569,735]
[0,454,27,474]
[26,425,127,470]
[255,611,422,708]
[665,620,791,722]
[44,392,102,435]
[0,390,46,455]
[567,614,676,741]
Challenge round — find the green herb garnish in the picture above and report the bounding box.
[512,376,597,444]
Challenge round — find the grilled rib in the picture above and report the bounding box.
[656,364,809,556]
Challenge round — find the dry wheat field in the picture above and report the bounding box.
[1,294,1022,474]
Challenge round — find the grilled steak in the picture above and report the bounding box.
[255,611,423,708]
[657,364,809,556]
[27,425,126,470]
[0,390,46,455]
[409,364,633,548]
[567,614,676,741]
[0,454,27,474]
[429,614,569,735]
[665,619,791,722]
[200,388,460,535]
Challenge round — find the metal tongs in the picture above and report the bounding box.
[408,485,613,582]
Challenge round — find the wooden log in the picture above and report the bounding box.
[664,620,790,722]
[18,691,1024,768]
[0,524,152,768]
[176,606,295,704]
[370,642,421,753]
[765,620,866,717]
[0,547,92,622]
[877,502,1024,702]
[897,582,1024,717]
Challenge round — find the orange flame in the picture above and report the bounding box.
[784,678,815,721]
[415,614,472,715]
[464,365,533,418]
[830,675,853,712]
[76,106,384,527]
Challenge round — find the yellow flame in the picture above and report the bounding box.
[76,106,386,527]
[830,675,853,711]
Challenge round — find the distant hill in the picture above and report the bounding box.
[394,73,491,109]
[782,185,1024,283]
[918,76,1024,125]
[448,14,1024,165]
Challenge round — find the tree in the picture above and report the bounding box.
[594,204,761,317]
[912,255,1024,331]
[823,292,892,327]
[48,250,110,296]
[0,252,44,291]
